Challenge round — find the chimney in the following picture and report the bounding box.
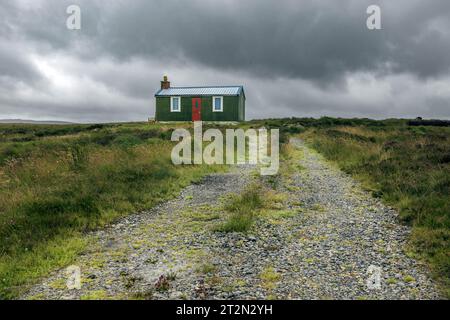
[161,75,170,90]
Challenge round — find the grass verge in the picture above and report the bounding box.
[300,125,450,297]
[0,122,225,298]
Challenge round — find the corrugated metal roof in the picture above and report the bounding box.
[155,86,244,97]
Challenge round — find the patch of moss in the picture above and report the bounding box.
[197,263,217,274]
[386,278,397,285]
[310,204,326,212]
[48,278,67,290]
[259,267,281,290]
[80,290,109,300]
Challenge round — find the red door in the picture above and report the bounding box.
[192,98,201,121]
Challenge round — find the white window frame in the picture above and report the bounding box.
[170,96,181,112]
[212,96,223,112]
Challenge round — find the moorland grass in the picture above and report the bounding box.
[0,122,224,298]
[2,118,448,297]
[300,124,450,296]
[215,186,264,233]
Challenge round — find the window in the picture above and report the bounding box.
[170,97,181,112]
[212,96,223,112]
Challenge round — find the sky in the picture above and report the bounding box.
[0,0,450,122]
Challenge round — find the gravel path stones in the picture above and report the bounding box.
[23,138,441,300]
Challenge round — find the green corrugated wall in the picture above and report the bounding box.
[155,94,245,121]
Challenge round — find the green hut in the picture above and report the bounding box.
[154,76,245,122]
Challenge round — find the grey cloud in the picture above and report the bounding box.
[94,0,387,83]
[0,0,449,122]
[4,0,450,81]
[0,44,39,81]
[88,0,450,82]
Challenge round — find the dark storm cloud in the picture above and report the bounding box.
[4,0,450,82]
[88,0,450,82]
[90,0,450,82]
[0,0,449,121]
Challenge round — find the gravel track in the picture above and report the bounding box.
[23,138,441,300]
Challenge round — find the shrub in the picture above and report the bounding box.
[113,134,143,147]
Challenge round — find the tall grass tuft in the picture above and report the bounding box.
[215,186,264,233]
